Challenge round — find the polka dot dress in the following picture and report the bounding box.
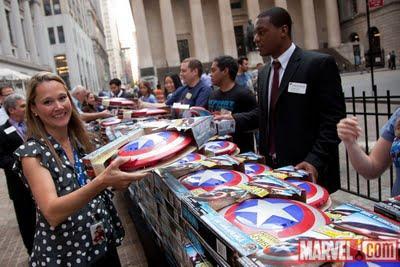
[13,137,125,266]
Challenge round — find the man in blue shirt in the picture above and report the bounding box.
[140,58,212,109]
[235,56,254,92]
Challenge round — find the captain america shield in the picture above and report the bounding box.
[100,117,121,127]
[256,242,300,265]
[244,163,272,177]
[109,97,127,105]
[118,131,192,170]
[132,108,167,117]
[179,169,250,191]
[286,179,330,209]
[173,153,206,165]
[219,198,329,239]
[203,141,237,155]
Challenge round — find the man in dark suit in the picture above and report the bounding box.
[109,78,130,98]
[0,93,35,254]
[245,7,345,193]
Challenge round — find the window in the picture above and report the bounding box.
[57,26,65,43]
[234,26,246,57]
[351,0,358,15]
[231,0,242,9]
[48,27,56,44]
[177,39,190,62]
[21,19,29,50]
[5,10,14,45]
[44,0,52,16]
[53,0,61,14]
[54,55,70,89]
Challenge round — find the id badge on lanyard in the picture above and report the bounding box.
[90,213,105,245]
[73,149,87,186]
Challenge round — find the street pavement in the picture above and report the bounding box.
[341,69,400,97]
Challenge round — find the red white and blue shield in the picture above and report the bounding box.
[132,108,167,117]
[100,117,121,127]
[180,169,250,191]
[174,153,206,165]
[244,163,272,177]
[286,179,330,209]
[219,198,329,239]
[204,141,237,155]
[118,131,192,170]
[256,242,300,264]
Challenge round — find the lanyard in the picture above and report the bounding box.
[73,148,87,186]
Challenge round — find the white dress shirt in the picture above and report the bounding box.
[0,107,9,125]
[267,43,296,112]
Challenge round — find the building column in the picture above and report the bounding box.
[274,0,287,10]
[325,0,341,48]
[0,0,13,56]
[32,0,52,67]
[130,0,153,69]
[189,0,209,62]
[246,0,260,22]
[23,0,39,63]
[10,0,27,59]
[218,0,238,58]
[159,0,180,66]
[301,0,319,50]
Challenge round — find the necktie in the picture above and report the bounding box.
[268,60,281,157]
[18,122,26,138]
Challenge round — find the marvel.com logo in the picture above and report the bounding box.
[298,239,399,262]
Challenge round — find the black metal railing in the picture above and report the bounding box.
[340,87,399,202]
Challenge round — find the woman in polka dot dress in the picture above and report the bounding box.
[13,72,147,266]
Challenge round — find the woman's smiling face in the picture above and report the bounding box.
[31,80,72,132]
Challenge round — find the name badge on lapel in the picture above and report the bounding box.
[4,126,16,135]
[288,82,307,94]
[185,92,192,100]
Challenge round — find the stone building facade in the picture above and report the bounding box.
[338,0,400,68]
[131,0,400,82]
[130,0,342,82]
[0,0,53,78]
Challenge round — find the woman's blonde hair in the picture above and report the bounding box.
[26,72,93,165]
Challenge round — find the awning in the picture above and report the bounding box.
[0,68,31,81]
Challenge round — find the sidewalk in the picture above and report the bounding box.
[340,67,397,77]
[0,170,147,266]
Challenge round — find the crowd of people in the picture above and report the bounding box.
[0,6,398,267]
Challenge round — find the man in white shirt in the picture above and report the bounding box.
[0,85,15,125]
[71,85,112,122]
[241,7,345,193]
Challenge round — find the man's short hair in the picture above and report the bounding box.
[0,85,13,96]
[109,78,121,87]
[3,93,24,115]
[258,7,292,38]
[71,85,86,96]
[182,58,203,78]
[214,56,239,81]
[238,56,249,66]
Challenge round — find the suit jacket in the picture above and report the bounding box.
[0,120,26,200]
[244,47,346,193]
[112,89,131,98]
